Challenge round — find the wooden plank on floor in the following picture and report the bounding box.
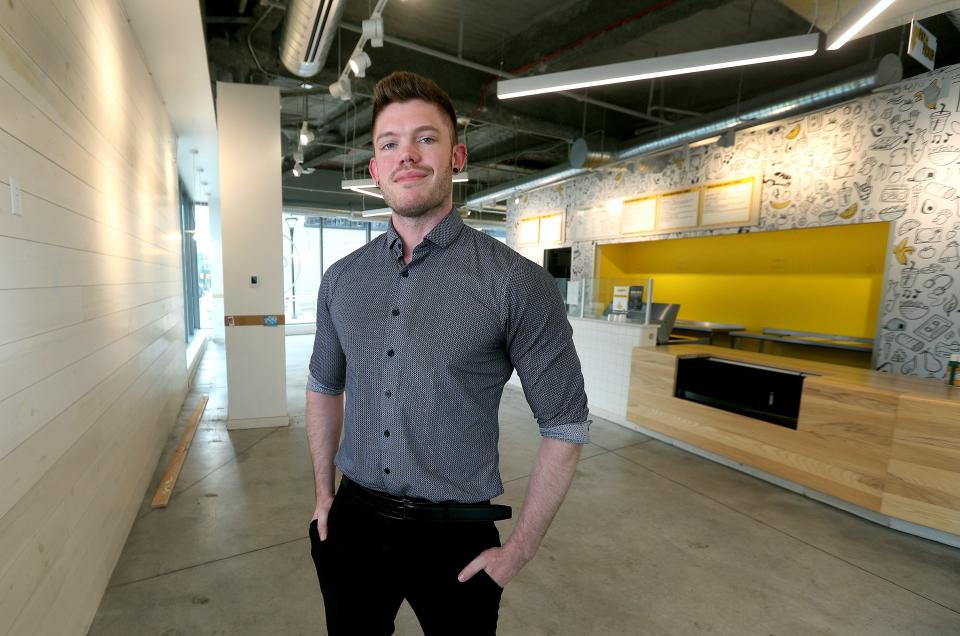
[151,395,208,508]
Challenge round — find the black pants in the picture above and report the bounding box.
[308,481,504,635]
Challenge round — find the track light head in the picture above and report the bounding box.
[329,77,352,101]
[349,51,372,78]
[299,121,314,146]
[362,17,384,48]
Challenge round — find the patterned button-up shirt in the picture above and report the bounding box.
[308,210,589,503]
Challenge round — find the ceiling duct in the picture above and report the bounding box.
[279,0,348,78]
[569,138,613,169]
[465,54,902,209]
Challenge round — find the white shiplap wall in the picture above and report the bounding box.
[0,1,186,634]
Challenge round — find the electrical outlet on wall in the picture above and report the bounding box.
[9,177,22,216]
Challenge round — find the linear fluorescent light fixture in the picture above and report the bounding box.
[826,0,897,50]
[341,178,384,199]
[497,33,819,100]
[342,173,469,196]
[361,207,393,217]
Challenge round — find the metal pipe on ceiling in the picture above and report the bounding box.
[464,54,902,209]
[280,0,348,77]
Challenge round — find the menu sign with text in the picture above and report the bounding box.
[539,212,564,243]
[658,187,700,231]
[701,176,758,227]
[518,217,539,244]
[621,195,657,235]
[578,206,622,240]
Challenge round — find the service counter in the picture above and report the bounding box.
[626,344,960,541]
[565,317,659,421]
[508,316,658,419]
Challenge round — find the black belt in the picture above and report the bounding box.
[339,477,512,522]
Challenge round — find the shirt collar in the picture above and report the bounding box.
[385,209,464,256]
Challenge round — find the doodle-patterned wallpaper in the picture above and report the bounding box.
[506,62,960,379]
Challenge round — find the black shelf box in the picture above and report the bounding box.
[674,356,806,430]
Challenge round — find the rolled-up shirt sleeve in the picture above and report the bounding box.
[307,264,346,395]
[503,260,590,444]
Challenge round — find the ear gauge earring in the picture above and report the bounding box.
[452,167,460,174]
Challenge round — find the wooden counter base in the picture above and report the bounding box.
[626,345,960,536]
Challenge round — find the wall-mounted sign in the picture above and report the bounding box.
[578,204,621,240]
[518,212,564,245]
[518,216,540,244]
[224,315,287,326]
[621,195,657,235]
[539,212,564,243]
[908,20,937,71]
[701,175,760,227]
[658,187,700,231]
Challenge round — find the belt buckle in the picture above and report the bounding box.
[378,495,409,520]
[397,496,416,521]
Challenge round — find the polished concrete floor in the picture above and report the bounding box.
[88,335,960,635]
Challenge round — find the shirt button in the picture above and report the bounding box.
[387,349,395,357]
[391,308,400,316]
[384,467,390,475]
[401,270,409,278]
[384,430,390,437]
[385,390,392,398]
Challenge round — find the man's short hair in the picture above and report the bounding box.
[372,71,459,144]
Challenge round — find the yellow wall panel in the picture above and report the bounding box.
[596,223,889,338]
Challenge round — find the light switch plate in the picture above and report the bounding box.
[9,177,22,216]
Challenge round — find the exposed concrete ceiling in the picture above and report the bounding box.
[201,0,960,214]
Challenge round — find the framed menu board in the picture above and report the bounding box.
[577,205,621,240]
[658,187,700,231]
[539,212,564,243]
[701,175,760,227]
[621,195,657,235]
[518,216,540,245]
[517,212,564,245]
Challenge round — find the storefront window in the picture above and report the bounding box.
[282,215,388,325]
[179,182,200,342]
[321,218,368,273]
[194,204,215,330]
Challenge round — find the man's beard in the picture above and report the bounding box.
[382,164,453,218]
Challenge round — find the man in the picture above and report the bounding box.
[306,71,590,635]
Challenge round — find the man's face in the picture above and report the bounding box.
[369,100,466,219]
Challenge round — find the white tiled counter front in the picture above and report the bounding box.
[508,317,657,421]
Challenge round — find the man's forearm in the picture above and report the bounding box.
[305,390,344,502]
[504,436,583,561]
